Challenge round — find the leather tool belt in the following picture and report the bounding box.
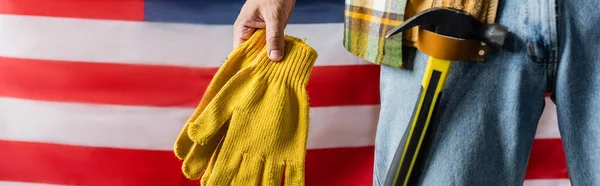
[404,0,499,61]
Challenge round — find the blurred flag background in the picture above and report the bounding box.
[0,0,569,185]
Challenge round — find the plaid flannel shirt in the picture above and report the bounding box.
[343,0,409,69]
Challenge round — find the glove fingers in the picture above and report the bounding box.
[284,162,305,186]
[203,153,243,186]
[175,39,255,159]
[181,126,227,180]
[230,156,264,186]
[188,68,257,144]
[187,103,233,144]
[173,123,194,160]
[261,161,284,186]
[201,137,223,186]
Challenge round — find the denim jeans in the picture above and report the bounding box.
[374,0,600,185]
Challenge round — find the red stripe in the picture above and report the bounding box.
[0,139,569,185]
[525,139,569,179]
[305,147,374,186]
[0,0,144,21]
[0,140,184,186]
[0,140,374,186]
[0,56,380,107]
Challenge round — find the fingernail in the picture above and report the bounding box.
[269,50,282,60]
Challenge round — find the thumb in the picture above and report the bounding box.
[264,11,286,61]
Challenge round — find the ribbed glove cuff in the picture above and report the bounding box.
[251,32,318,88]
[228,29,268,64]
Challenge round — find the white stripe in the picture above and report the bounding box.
[523,179,571,186]
[535,97,561,139]
[0,97,378,150]
[0,182,66,186]
[0,15,368,67]
[308,105,379,149]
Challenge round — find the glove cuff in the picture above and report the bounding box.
[254,35,319,88]
[228,29,269,64]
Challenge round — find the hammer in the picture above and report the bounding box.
[383,7,508,186]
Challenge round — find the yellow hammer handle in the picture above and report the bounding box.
[385,57,452,186]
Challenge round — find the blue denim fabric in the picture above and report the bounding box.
[374,0,600,185]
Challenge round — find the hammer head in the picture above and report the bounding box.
[386,7,508,48]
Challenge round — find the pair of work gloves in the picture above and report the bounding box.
[173,29,318,186]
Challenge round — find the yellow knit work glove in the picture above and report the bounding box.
[173,29,268,179]
[187,32,318,186]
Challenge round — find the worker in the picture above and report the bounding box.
[232,0,600,185]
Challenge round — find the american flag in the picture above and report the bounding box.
[0,0,569,185]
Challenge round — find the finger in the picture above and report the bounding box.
[230,156,264,186]
[181,144,210,179]
[187,63,262,144]
[264,9,286,61]
[261,160,284,186]
[233,26,257,48]
[284,162,305,186]
[204,153,242,186]
[173,123,194,160]
[284,1,295,27]
[181,126,226,179]
[187,101,232,145]
[201,134,225,185]
[175,95,216,159]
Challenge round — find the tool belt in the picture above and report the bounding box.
[404,0,499,61]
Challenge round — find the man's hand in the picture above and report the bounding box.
[233,0,296,61]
